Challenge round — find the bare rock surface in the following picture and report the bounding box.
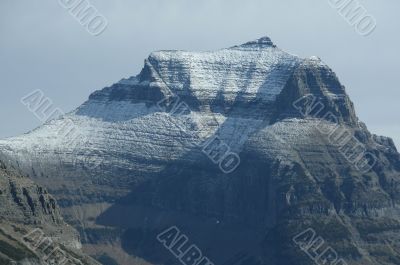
[0,160,99,265]
[1,37,400,265]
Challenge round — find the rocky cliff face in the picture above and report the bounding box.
[0,37,400,265]
[0,160,62,225]
[0,161,99,265]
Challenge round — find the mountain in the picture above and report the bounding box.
[1,36,400,265]
[0,160,99,265]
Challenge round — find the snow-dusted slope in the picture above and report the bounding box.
[1,37,400,265]
[0,37,303,181]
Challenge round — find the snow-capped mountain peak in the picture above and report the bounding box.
[1,37,399,265]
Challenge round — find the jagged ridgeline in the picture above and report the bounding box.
[1,37,400,265]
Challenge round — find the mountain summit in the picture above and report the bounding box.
[1,37,400,265]
[233,36,277,49]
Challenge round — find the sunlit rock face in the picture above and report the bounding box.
[0,161,98,265]
[1,37,400,265]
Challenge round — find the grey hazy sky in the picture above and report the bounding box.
[0,0,399,147]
